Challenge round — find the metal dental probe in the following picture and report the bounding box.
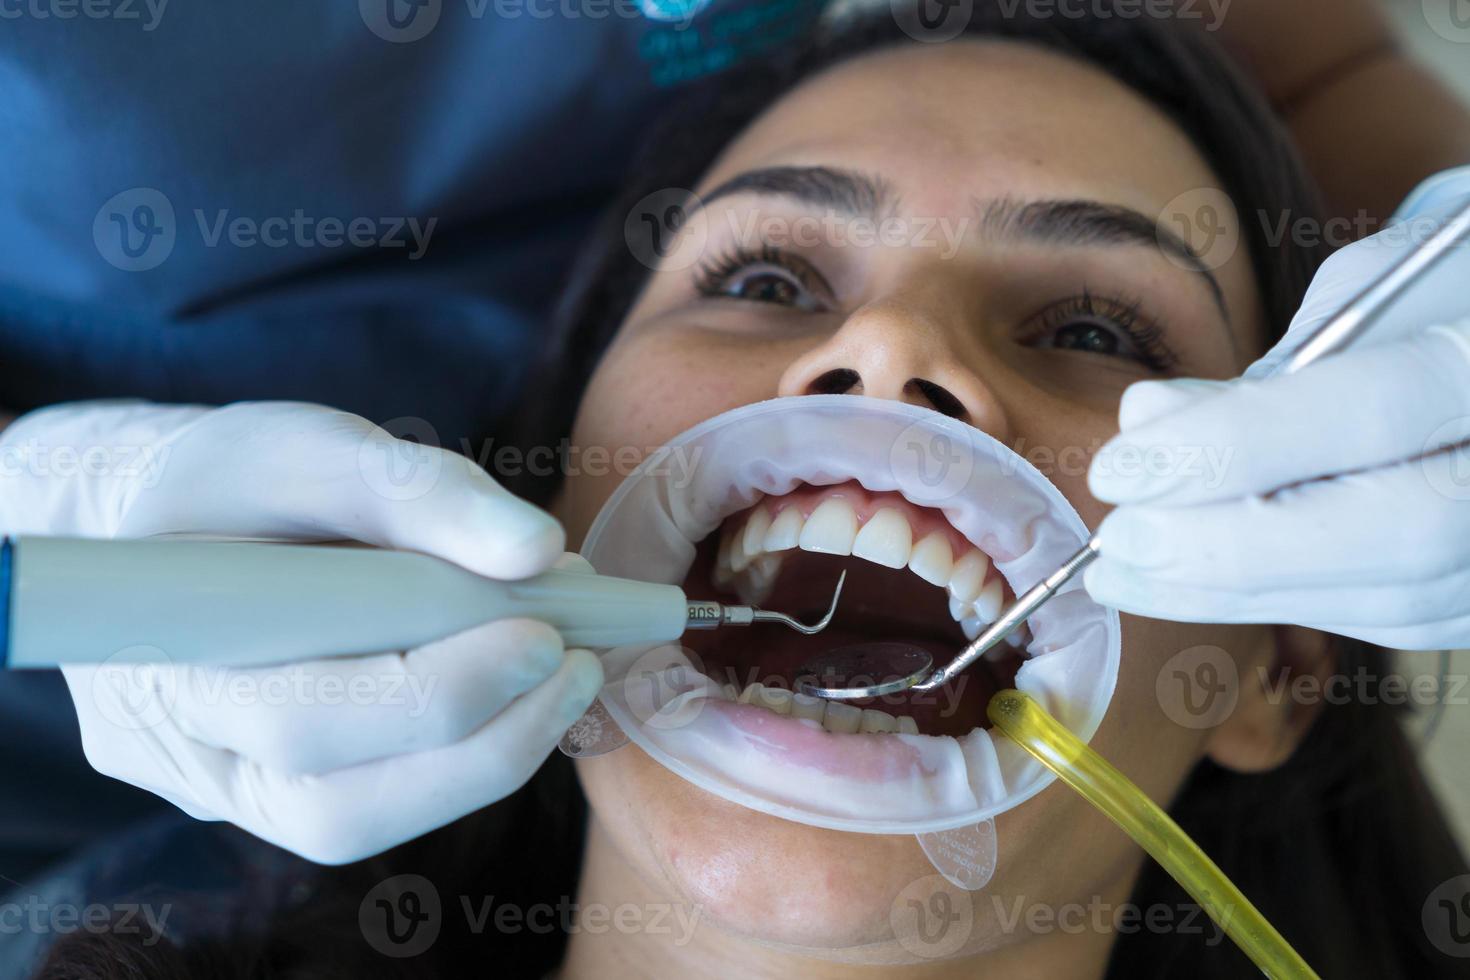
[798,199,1470,701]
[0,536,846,669]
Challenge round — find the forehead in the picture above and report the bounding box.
[704,40,1218,220]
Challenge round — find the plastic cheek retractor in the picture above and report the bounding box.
[559,395,1122,890]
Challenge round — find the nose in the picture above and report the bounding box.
[777,298,1007,434]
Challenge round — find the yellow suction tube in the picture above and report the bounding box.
[986,690,1319,980]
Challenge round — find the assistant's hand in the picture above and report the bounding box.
[0,400,603,863]
[1084,170,1470,650]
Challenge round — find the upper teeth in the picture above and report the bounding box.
[715,496,1007,640]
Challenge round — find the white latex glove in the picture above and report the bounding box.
[0,400,604,864]
[1085,168,1470,650]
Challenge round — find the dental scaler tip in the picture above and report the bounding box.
[683,570,846,635]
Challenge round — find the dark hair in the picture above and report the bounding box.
[40,9,1466,980]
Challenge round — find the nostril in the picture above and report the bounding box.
[910,378,968,420]
[809,368,861,396]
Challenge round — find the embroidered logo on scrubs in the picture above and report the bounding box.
[359,0,442,43]
[638,0,823,86]
[93,188,176,272]
[639,0,711,21]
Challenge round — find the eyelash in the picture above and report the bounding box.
[1025,290,1179,372]
[692,244,827,311]
[692,247,1178,372]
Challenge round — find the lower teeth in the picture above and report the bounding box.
[727,681,918,735]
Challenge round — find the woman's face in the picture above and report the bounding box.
[554,40,1288,965]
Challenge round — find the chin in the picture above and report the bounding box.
[578,746,970,957]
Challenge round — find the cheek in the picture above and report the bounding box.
[1093,614,1274,807]
[557,328,792,547]
[1011,405,1118,530]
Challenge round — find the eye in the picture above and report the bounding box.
[1023,292,1178,372]
[693,245,830,313]
[1048,319,1128,356]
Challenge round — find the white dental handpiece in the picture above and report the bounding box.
[0,536,842,669]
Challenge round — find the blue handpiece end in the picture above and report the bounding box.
[0,537,13,669]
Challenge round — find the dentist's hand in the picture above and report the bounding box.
[1084,170,1470,650]
[0,400,604,863]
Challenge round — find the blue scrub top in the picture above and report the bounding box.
[0,0,824,879]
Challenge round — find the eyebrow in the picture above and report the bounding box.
[695,165,1230,320]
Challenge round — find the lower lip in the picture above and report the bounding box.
[703,698,941,783]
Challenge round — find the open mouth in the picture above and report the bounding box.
[681,480,1026,738]
[581,395,1119,833]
